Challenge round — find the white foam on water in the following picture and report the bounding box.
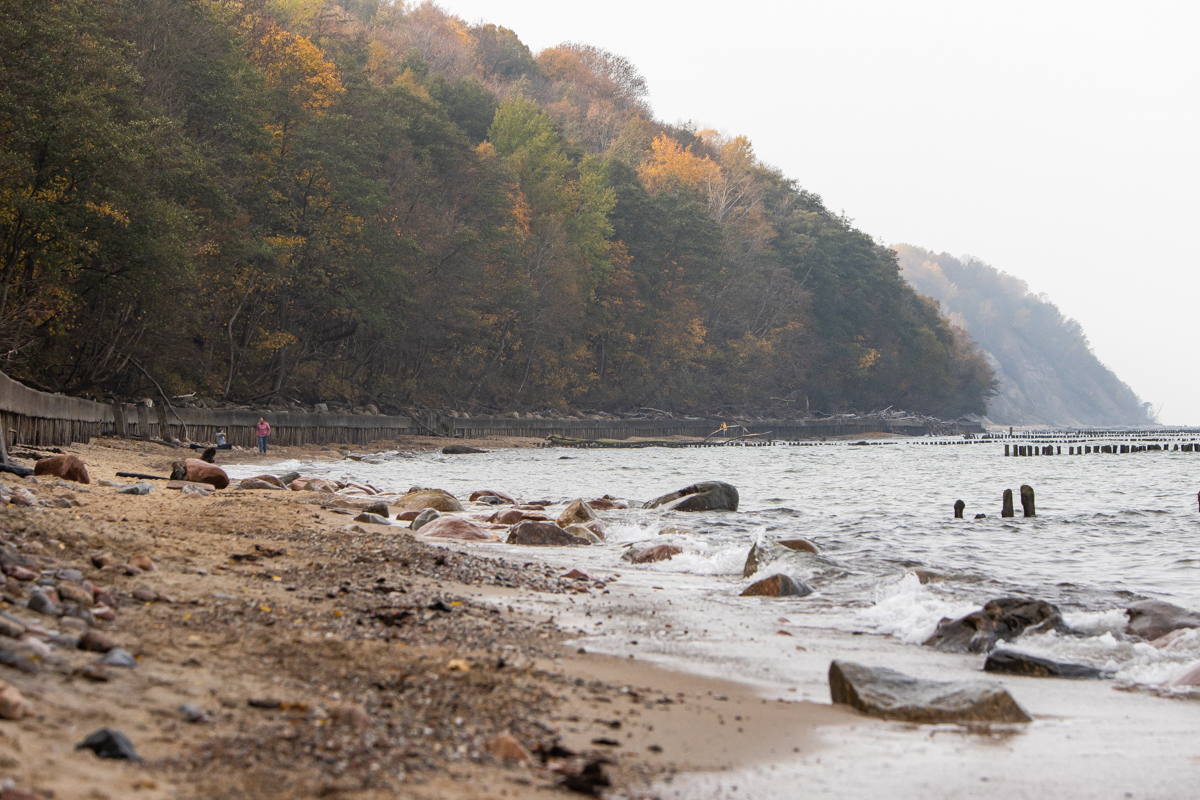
[854,572,979,644]
[1060,608,1128,636]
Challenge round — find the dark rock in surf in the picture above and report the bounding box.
[630,545,682,564]
[741,574,812,598]
[828,660,1031,724]
[983,650,1108,679]
[1126,600,1200,641]
[506,521,588,546]
[924,597,1069,654]
[442,444,486,455]
[644,481,739,512]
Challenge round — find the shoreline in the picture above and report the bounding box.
[0,438,857,800]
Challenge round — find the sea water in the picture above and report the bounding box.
[231,441,1200,797]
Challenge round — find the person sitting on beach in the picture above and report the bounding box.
[215,429,230,449]
[256,418,271,453]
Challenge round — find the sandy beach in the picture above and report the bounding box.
[0,437,859,800]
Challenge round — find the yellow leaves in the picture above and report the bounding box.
[251,23,343,115]
[858,348,880,371]
[638,135,720,195]
[81,200,130,226]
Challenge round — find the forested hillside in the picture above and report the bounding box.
[895,245,1153,427]
[0,0,993,417]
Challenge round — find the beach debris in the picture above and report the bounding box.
[1020,484,1036,517]
[1001,488,1014,517]
[924,597,1068,654]
[353,512,390,525]
[100,648,138,668]
[954,499,965,518]
[828,660,1032,723]
[485,733,532,762]
[409,508,441,531]
[1126,600,1200,641]
[238,478,282,490]
[178,702,212,723]
[76,728,142,761]
[471,489,516,504]
[442,444,486,454]
[629,545,682,564]
[559,757,613,795]
[417,517,490,540]
[557,499,599,528]
[741,574,813,598]
[983,650,1107,679]
[117,482,154,495]
[396,488,464,512]
[644,481,739,512]
[33,454,89,484]
[0,681,31,719]
[169,458,229,490]
[506,521,588,546]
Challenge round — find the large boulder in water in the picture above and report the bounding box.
[923,598,1067,654]
[644,481,738,512]
[741,574,812,597]
[829,660,1032,724]
[471,490,515,504]
[629,545,682,564]
[34,455,89,484]
[396,489,463,513]
[1125,600,1200,641]
[983,650,1108,679]
[506,521,588,546]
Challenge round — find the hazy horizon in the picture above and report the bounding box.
[440,0,1200,425]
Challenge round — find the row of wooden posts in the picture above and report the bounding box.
[1005,443,1198,456]
[954,486,1037,519]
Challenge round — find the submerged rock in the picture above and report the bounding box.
[983,650,1107,679]
[1126,600,1200,641]
[396,489,464,513]
[743,538,820,578]
[506,521,588,546]
[740,574,812,598]
[829,660,1032,723]
[924,598,1068,654]
[630,545,682,564]
[588,495,628,510]
[644,481,738,512]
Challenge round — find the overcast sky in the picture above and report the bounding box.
[440,0,1200,425]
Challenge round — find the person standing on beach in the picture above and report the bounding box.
[256,417,271,453]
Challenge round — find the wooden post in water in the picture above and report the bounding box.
[1021,484,1036,517]
[1005,444,1010,456]
[954,499,965,519]
[1002,489,1014,518]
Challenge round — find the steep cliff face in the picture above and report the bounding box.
[895,245,1152,427]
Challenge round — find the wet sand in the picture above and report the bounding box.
[0,438,856,799]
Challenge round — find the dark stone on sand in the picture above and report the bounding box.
[79,629,120,653]
[644,481,739,512]
[630,545,682,564]
[100,648,138,668]
[983,650,1107,679]
[924,597,1068,654]
[442,444,486,454]
[363,501,389,517]
[828,660,1031,724]
[27,589,61,617]
[741,574,813,598]
[353,512,390,525]
[76,728,142,761]
[506,521,588,546]
[1125,599,1200,641]
[117,482,153,495]
[0,616,25,639]
[239,478,282,490]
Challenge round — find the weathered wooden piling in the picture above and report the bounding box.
[1021,484,1036,517]
[136,400,151,440]
[954,499,965,519]
[1002,489,1014,518]
[1005,444,1010,456]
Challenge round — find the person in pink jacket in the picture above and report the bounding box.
[256,417,271,453]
